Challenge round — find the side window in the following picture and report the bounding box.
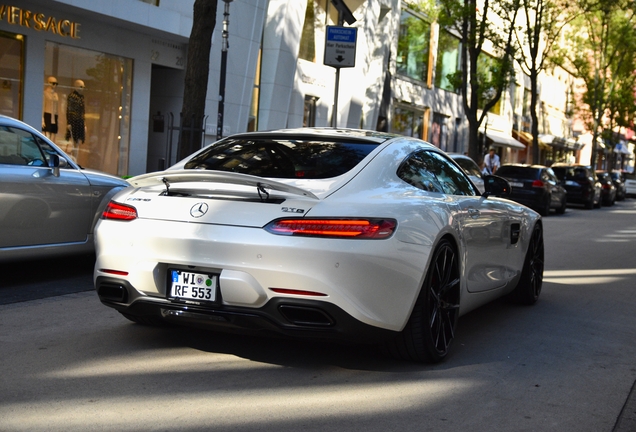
[36,136,63,166]
[398,150,478,196]
[0,126,46,166]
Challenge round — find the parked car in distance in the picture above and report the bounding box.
[610,171,627,201]
[624,172,636,198]
[596,170,617,206]
[94,127,544,364]
[496,164,567,216]
[0,115,130,262]
[447,153,485,193]
[551,164,601,209]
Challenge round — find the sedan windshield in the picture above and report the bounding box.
[184,138,379,179]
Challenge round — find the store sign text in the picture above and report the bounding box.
[0,5,81,38]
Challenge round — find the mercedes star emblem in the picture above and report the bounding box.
[190,202,209,218]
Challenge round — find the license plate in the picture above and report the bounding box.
[169,269,217,302]
[510,182,523,188]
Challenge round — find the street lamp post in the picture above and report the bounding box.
[217,0,232,140]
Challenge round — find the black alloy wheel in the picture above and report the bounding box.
[386,239,461,363]
[509,223,544,305]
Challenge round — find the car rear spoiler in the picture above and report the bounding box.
[127,170,320,200]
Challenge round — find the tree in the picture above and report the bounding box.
[178,0,218,161]
[513,0,578,164]
[436,0,520,165]
[552,0,636,168]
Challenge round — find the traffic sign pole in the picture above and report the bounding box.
[324,26,357,128]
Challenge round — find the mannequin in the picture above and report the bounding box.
[42,76,59,140]
[66,79,86,159]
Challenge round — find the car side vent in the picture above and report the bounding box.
[511,223,521,245]
[97,283,128,303]
[278,305,334,327]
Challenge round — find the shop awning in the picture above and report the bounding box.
[539,134,582,150]
[480,129,526,149]
[512,130,532,145]
[514,130,551,150]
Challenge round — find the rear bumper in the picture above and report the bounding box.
[507,191,548,210]
[96,276,397,343]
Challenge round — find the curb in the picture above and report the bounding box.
[613,379,636,432]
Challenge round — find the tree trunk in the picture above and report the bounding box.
[178,0,218,162]
[530,68,540,165]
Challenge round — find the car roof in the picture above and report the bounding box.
[499,163,549,169]
[447,153,475,160]
[552,163,591,168]
[226,127,401,144]
[0,114,37,130]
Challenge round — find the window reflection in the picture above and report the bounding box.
[396,9,431,83]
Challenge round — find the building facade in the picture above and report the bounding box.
[3,0,627,177]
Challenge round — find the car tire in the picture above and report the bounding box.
[385,239,460,363]
[556,196,567,214]
[538,196,551,216]
[120,312,166,326]
[508,223,544,305]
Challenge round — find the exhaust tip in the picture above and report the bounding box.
[278,305,334,327]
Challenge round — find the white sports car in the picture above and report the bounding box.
[94,128,544,363]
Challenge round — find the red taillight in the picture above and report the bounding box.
[265,218,396,239]
[102,201,138,221]
[602,183,611,190]
[269,288,327,297]
[100,269,129,276]
[532,180,545,188]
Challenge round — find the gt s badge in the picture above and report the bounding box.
[282,207,305,214]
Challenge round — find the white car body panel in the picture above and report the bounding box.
[624,175,636,197]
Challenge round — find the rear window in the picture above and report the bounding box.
[496,166,540,180]
[551,166,589,180]
[184,138,379,179]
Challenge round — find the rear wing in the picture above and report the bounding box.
[128,170,320,200]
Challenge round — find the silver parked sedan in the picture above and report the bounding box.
[0,115,130,262]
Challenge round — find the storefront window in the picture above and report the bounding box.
[392,104,424,138]
[0,30,23,119]
[299,0,336,63]
[396,10,431,83]
[434,30,460,92]
[44,42,132,176]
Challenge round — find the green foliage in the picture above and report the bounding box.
[553,1,636,156]
[435,0,520,161]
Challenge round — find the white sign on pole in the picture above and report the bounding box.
[324,26,357,68]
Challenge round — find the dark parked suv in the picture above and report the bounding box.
[496,164,567,216]
[610,171,627,201]
[551,164,601,209]
[596,171,617,206]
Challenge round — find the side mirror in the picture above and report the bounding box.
[49,154,61,177]
[483,175,511,198]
